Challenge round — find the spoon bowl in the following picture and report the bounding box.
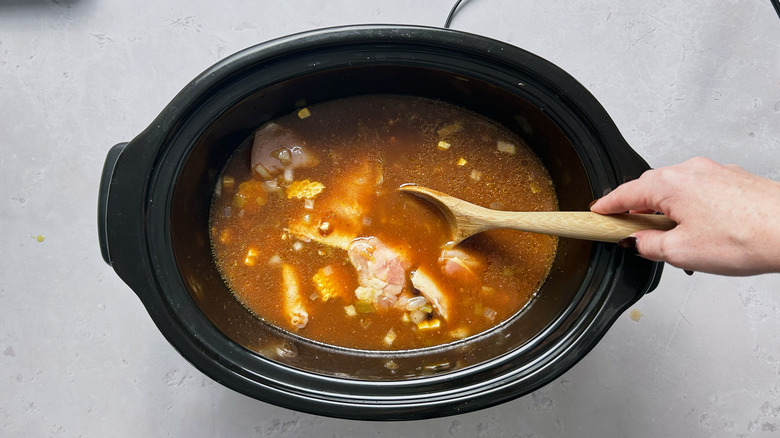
[399,185,676,245]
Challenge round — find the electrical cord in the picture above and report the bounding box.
[445,0,780,28]
[444,0,469,28]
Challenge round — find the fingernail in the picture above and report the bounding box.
[617,236,639,255]
[684,270,694,276]
[588,199,599,209]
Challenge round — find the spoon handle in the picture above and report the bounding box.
[478,211,676,243]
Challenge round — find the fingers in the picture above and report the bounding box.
[630,229,667,263]
[589,176,660,215]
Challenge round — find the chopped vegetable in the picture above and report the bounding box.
[497,141,516,155]
[292,241,303,251]
[344,305,357,317]
[244,247,259,266]
[409,310,426,324]
[354,300,375,314]
[417,319,441,330]
[222,175,235,189]
[303,199,314,210]
[449,327,469,339]
[530,181,542,194]
[470,169,482,181]
[354,286,381,303]
[317,221,332,236]
[297,108,311,119]
[383,328,397,346]
[283,167,294,183]
[232,193,247,208]
[456,157,467,166]
[267,254,281,265]
[437,140,451,150]
[483,307,498,321]
[286,179,325,199]
[312,265,346,301]
[271,148,292,165]
[254,163,273,180]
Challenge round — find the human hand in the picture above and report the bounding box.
[590,157,780,276]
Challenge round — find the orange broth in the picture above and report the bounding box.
[209,96,558,350]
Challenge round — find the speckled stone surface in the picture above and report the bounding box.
[2,1,780,436]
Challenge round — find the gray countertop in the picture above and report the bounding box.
[2,0,780,436]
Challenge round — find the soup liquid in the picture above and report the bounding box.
[210,96,558,351]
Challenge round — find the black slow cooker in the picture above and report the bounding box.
[98,25,663,420]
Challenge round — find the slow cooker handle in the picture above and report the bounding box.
[612,139,652,184]
[98,143,126,266]
[97,138,159,297]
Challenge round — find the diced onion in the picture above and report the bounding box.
[292,241,303,251]
[318,221,332,236]
[271,148,292,165]
[268,255,281,265]
[437,140,451,150]
[362,216,372,226]
[483,307,498,320]
[383,328,397,346]
[470,169,482,181]
[222,206,232,217]
[344,305,357,317]
[409,310,426,324]
[283,167,294,183]
[304,199,314,210]
[321,264,334,276]
[497,141,516,155]
[254,164,273,180]
[457,157,467,166]
[297,108,311,119]
[262,180,278,193]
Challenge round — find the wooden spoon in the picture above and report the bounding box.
[399,185,676,244]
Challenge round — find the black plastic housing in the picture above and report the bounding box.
[98,25,662,420]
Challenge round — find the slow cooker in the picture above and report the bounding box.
[98,25,663,420]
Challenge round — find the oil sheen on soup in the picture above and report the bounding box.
[210,96,558,351]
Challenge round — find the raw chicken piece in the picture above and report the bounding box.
[438,248,484,284]
[347,237,408,309]
[410,267,451,320]
[288,161,381,251]
[281,263,309,329]
[251,123,319,179]
[287,222,354,250]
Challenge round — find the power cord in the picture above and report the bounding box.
[444,0,469,28]
[444,0,780,28]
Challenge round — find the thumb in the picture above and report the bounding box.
[629,229,668,262]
